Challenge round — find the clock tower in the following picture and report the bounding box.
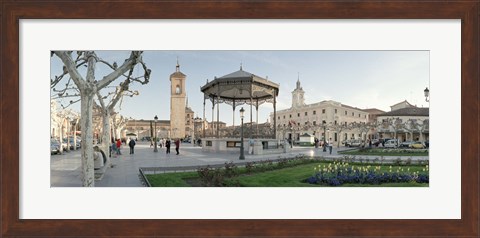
[292,78,305,108]
[170,60,186,139]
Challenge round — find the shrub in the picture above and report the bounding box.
[223,162,238,178]
[197,166,224,187]
[245,162,256,174]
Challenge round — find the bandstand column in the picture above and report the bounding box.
[232,100,236,137]
[216,86,220,138]
[211,97,215,137]
[256,99,259,138]
[216,96,220,138]
[273,92,277,139]
[203,96,206,138]
[250,97,253,139]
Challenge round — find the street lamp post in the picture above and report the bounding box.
[71,119,77,150]
[424,87,429,102]
[239,107,245,160]
[323,124,327,152]
[153,115,158,152]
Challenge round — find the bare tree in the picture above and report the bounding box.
[52,51,148,187]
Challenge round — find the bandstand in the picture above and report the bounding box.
[200,66,287,155]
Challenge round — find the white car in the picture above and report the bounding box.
[384,139,399,148]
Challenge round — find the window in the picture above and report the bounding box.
[297,113,300,117]
[334,120,337,125]
[335,109,337,114]
[322,109,326,114]
[358,114,361,118]
[345,122,347,126]
[352,112,354,116]
[322,120,326,125]
[283,124,286,127]
[334,133,337,141]
[313,110,316,115]
[313,121,316,125]
[297,123,300,126]
[283,115,285,119]
[345,111,347,115]
[305,122,308,125]
[365,115,367,118]
[278,116,280,120]
[175,85,181,94]
[289,114,292,118]
[305,112,308,116]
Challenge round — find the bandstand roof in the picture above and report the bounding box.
[200,68,279,106]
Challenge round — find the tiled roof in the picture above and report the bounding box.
[380,107,429,117]
[170,71,186,77]
[218,69,255,79]
[364,108,386,114]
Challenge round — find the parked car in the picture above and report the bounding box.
[400,141,414,148]
[50,139,61,154]
[384,139,399,148]
[345,139,363,147]
[409,141,425,149]
[67,137,81,149]
[371,139,380,147]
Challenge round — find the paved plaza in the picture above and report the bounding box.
[50,141,429,187]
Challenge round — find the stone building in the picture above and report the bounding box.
[376,100,429,142]
[272,79,371,145]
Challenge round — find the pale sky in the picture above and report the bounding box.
[51,51,429,125]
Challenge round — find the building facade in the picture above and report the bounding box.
[376,101,429,142]
[272,80,370,145]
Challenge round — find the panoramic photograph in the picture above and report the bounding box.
[50,50,429,187]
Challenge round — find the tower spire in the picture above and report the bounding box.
[240,62,243,71]
[176,57,180,72]
[296,72,301,89]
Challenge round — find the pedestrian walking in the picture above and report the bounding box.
[249,138,254,154]
[128,137,136,154]
[110,141,117,158]
[314,138,319,148]
[174,138,180,155]
[165,139,171,154]
[116,139,122,155]
[328,138,333,154]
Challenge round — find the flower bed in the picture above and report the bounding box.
[339,148,428,156]
[306,161,429,186]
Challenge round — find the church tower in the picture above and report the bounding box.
[170,60,187,139]
[292,78,306,108]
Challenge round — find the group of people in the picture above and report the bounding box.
[110,138,137,157]
[150,138,181,155]
[109,137,184,158]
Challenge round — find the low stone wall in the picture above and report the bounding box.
[202,137,288,155]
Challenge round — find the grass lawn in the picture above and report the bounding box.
[339,149,428,156]
[146,161,428,187]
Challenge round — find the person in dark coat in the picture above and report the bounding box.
[165,139,171,154]
[174,139,180,155]
[128,138,136,154]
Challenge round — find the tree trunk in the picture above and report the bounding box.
[80,93,95,187]
[101,111,111,167]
